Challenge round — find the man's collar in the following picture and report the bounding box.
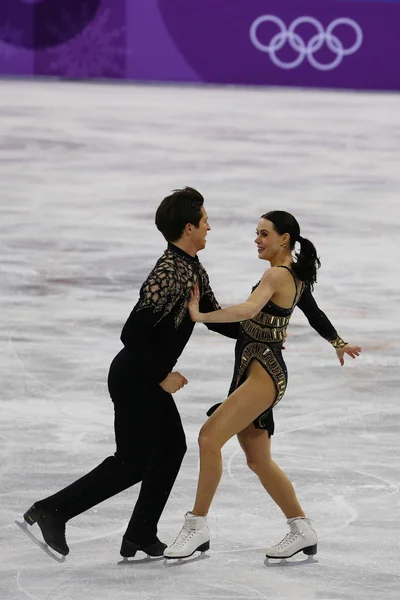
[167,242,199,263]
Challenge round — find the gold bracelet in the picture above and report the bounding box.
[329,336,347,349]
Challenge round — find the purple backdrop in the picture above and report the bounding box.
[0,0,399,90]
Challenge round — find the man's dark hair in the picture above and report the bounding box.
[155,187,204,242]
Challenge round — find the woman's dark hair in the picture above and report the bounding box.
[155,187,204,242]
[261,210,321,288]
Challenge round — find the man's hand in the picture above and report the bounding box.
[159,372,188,393]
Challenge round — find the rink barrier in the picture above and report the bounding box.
[0,0,399,91]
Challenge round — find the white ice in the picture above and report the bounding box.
[0,79,399,600]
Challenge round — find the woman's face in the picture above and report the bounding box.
[254,218,284,260]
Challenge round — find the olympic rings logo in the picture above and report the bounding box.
[250,15,363,71]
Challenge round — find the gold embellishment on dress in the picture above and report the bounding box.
[252,312,290,328]
[235,342,287,407]
[329,336,347,349]
[241,319,287,343]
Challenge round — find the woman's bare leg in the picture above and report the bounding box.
[237,424,305,519]
[192,360,277,516]
[164,361,312,560]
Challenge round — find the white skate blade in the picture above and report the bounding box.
[15,520,66,563]
[164,541,210,560]
[163,552,210,568]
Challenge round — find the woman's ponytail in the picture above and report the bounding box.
[292,235,321,289]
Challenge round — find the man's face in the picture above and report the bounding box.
[192,206,211,251]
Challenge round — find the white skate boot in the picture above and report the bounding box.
[164,512,210,559]
[265,517,317,559]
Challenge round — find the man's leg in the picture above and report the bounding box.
[35,455,141,522]
[36,390,157,521]
[25,366,161,554]
[123,390,186,545]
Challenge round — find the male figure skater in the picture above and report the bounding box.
[21,187,238,559]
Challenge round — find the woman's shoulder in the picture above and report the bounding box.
[261,265,302,287]
[260,265,287,281]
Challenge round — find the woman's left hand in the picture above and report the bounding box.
[188,284,201,322]
[336,343,362,366]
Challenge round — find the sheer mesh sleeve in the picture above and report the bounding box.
[198,265,239,340]
[120,266,177,384]
[131,260,178,323]
[296,285,346,347]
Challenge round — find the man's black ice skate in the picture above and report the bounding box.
[23,504,69,556]
[120,537,167,558]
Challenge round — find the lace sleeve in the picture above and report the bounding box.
[120,261,179,384]
[133,259,178,324]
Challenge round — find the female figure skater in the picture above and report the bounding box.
[164,210,361,561]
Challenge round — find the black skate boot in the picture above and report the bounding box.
[24,504,69,556]
[120,536,167,558]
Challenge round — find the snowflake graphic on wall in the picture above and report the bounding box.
[45,7,126,78]
[0,21,24,60]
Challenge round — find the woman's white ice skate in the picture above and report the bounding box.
[265,517,317,560]
[164,512,210,559]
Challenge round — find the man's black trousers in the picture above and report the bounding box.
[39,348,187,545]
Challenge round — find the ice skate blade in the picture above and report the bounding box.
[264,555,318,568]
[164,541,210,561]
[118,554,164,566]
[15,520,66,563]
[163,552,210,568]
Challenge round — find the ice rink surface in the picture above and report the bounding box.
[0,79,399,600]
